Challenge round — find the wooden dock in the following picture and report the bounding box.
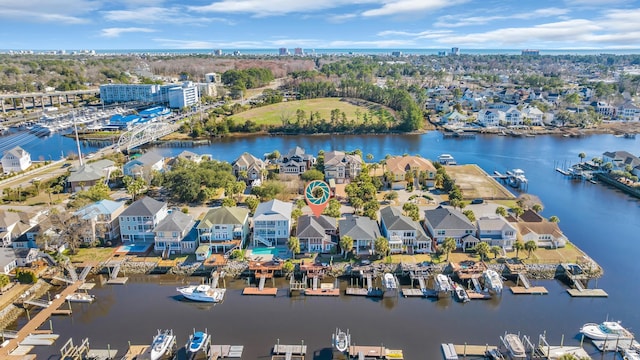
[107,277,129,285]
[451,344,497,356]
[304,288,340,296]
[345,288,384,297]
[467,290,492,300]
[209,344,244,359]
[123,344,149,357]
[510,286,548,295]
[272,343,306,360]
[567,288,608,297]
[401,288,425,297]
[348,345,404,359]
[243,287,277,296]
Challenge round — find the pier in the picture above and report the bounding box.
[505,262,548,295]
[347,345,404,359]
[243,261,281,296]
[560,263,607,297]
[272,341,307,360]
[345,273,384,298]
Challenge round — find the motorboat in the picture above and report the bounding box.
[187,330,208,353]
[177,284,225,303]
[506,169,527,188]
[150,329,175,360]
[453,283,470,303]
[483,269,503,294]
[485,348,505,359]
[503,333,526,359]
[580,321,634,341]
[623,347,640,360]
[332,328,350,353]
[435,274,453,295]
[383,273,397,290]
[65,293,95,303]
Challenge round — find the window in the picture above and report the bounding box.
[437,230,446,235]
[465,230,474,234]
[172,232,178,237]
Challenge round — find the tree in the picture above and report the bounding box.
[462,209,476,222]
[513,241,525,259]
[350,197,364,214]
[549,215,560,223]
[288,236,300,259]
[245,196,259,213]
[384,191,398,203]
[524,240,538,258]
[475,241,490,261]
[366,153,374,162]
[495,207,507,217]
[123,176,146,201]
[441,237,457,261]
[300,169,325,182]
[0,273,10,289]
[291,208,303,222]
[578,152,586,163]
[532,204,543,213]
[490,245,502,259]
[374,237,389,258]
[339,235,353,258]
[323,199,342,218]
[511,206,524,219]
[221,198,236,207]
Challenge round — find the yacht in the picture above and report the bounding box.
[580,321,634,341]
[506,169,527,188]
[438,153,457,165]
[177,284,225,303]
[623,347,640,360]
[383,273,397,290]
[150,329,175,360]
[503,333,526,359]
[453,283,470,303]
[483,269,503,294]
[65,293,95,303]
[332,328,350,353]
[435,274,453,297]
[187,330,208,353]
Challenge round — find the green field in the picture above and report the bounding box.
[230,98,392,125]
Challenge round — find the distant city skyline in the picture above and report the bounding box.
[1,0,640,50]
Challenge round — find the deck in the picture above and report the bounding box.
[243,287,278,296]
[510,286,548,295]
[451,344,498,356]
[449,261,488,280]
[348,345,404,359]
[204,254,228,267]
[401,289,425,297]
[567,288,608,297]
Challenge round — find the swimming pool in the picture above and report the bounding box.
[117,244,151,253]
[250,247,279,256]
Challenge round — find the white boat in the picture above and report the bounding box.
[177,284,225,303]
[503,334,526,359]
[453,283,470,303]
[383,273,397,290]
[438,153,457,165]
[187,330,208,353]
[580,321,634,341]
[623,347,640,360]
[507,168,528,188]
[65,293,95,303]
[435,274,453,295]
[333,328,350,352]
[150,329,175,360]
[483,269,503,294]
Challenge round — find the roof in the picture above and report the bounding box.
[233,152,264,168]
[75,200,125,220]
[153,211,194,233]
[339,215,381,241]
[120,196,166,217]
[296,215,336,238]
[0,210,21,228]
[324,151,363,167]
[254,199,292,220]
[197,207,249,229]
[380,207,430,242]
[423,206,475,231]
[2,146,29,159]
[128,152,164,166]
[603,151,640,167]
[176,150,201,161]
[477,216,516,232]
[516,222,565,238]
[518,209,544,223]
[385,156,436,175]
[0,248,18,272]
[68,159,115,183]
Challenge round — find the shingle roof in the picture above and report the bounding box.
[339,215,380,240]
[380,206,414,230]
[324,151,363,167]
[254,199,292,221]
[385,156,436,175]
[477,216,516,232]
[68,160,115,183]
[120,197,166,217]
[233,152,264,168]
[75,200,125,220]
[296,215,336,238]
[131,151,163,166]
[424,207,475,231]
[0,210,20,228]
[153,211,194,233]
[516,222,564,238]
[197,207,249,229]
[2,146,29,159]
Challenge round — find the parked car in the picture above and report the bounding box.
[471,198,484,204]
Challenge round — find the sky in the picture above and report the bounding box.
[1,0,640,50]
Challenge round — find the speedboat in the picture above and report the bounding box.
[65,293,95,303]
[503,333,526,359]
[485,348,505,360]
[483,269,503,294]
[187,330,208,353]
[383,273,397,290]
[453,283,470,303]
[333,328,350,353]
[177,284,225,303]
[150,329,175,360]
[580,321,634,341]
[435,274,453,293]
[623,347,640,360]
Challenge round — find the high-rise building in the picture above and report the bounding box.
[391,51,402,57]
[99,84,162,104]
[451,47,460,56]
[214,49,223,56]
[279,48,289,56]
[168,82,199,109]
[521,49,540,56]
[294,48,304,56]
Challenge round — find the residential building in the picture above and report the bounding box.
[0,210,21,247]
[0,247,38,274]
[233,152,265,184]
[168,150,203,167]
[476,216,517,250]
[99,84,162,104]
[296,215,337,253]
[197,207,250,252]
[521,106,544,126]
[123,152,165,179]
[504,106,522,126]
[516,222,567,248]
[440,110,468,126]
[423,206,476,249]
[9,210,50,249]
[119,197,168,244]
[602,151,640,171]
[253,199,293,247]
[67,159,116,192]
[1,146,31,174]
[477,109,505,127]
[596,102,616,118]
[204,73,221,83]
[339,215,381,255]
[379,207,431,254]
[153,211,196,255]
[385,156,437,189]
[278,147,315,176]
[617,102,640,121]
[74,200,125,245]
[324,151,363,184]
[167,82,199,109]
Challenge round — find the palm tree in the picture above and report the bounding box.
[339,235,353,258]
[549,215,560,223]
[441,237,457,261]
[495,207,507,217]
[287,236,300,260]
[524,240,538,258]
[475,242,490,262]
[531,204,543,213]
[578,152,586,163]
[374,237,390,259]
[511,206,524,219]
[513,241,525,259]
[490,245,502,259]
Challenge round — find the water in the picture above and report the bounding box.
[17,131,640,358]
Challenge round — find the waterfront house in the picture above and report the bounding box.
[379,206,432,254]
[0,210,21,247]
[0,247,38,275]
[9,210,49,249]
[602,151,640,171]
[423,206,476,249]
[477,109,505,127]
[324,151,363,184]
[168,150,203,166]
[295,214,337,253]
[440,110,468,126]
[119,197,168,244]
[278,146,315,176]
[1,146,31,174]
[617,102,640,121]
[521,106,544,126]
[153,211,196,255]
[197,207,250,252]
[253,199,293,247]
[232,152,265,185]
[504,106,523,126]
[339,215,381,255]
[123,152,165,179]
[596,102,616,118]
[476,216,517,250]
[385,155,437,189]
[67,159,116,192]
[516,221,567,248]
[74,200,125,245]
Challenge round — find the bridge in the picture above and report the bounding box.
[116,121,179,151]
[0,89,99,113]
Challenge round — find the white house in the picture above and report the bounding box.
[153,211,196,255]
[232,152,265,184]
[1,146,32,174]
[0,210,21,247]
[476,216,517,250]
[379,206,431,254]
[253,199,293,247]
[197,207,250,252]
[617,102,640,121]
[119,197,168,244]
[0,247,38,274]
[521,106,544,126]
[516,222,567,248]
[477,109,505,127]
[504,106,522,126]
[123,152,165,179]
[324,151,363,184]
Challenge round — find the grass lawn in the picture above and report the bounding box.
[444,164,515,200]
[69,247,116,264]
[230,98,393,126]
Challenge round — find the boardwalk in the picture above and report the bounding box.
[0,281,82,358]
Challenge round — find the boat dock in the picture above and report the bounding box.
[244,261,281,296]
[505,263,548,295]
[272,342,307,360]
[345,273,384,298]
[347,345,404,359]
[209,344,244,359]
[559,263,607,297]
[441,343,498,358]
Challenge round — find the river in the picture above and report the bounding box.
[6,130,640,359]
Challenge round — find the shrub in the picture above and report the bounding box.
[16,269,37,284]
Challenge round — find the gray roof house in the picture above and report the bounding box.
[476,216,517,250]
[0,247,38,275]
[67,159,116,192]
[380,206,432,254]
[1,146,31,174]
[423,206,476,249]
[339,215,381,255]
[123,152,165,179]
[253,199,293,247]
[197,207,250,252]
[603,151,640,171]
[232,152,265,185]
[119,197,169,244]
[278,147,315,176]
[296,214,337,253]
[153,211,196,255]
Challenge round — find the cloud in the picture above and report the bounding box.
[362,0,468,17]
[100,27,156,38]
[153,37,415,49]
[434,8,569,28]
[377,29,452,39]
[103,6,231,25]
[0,0,100,24]
[189,0,379,16]
[564,0,629,5]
